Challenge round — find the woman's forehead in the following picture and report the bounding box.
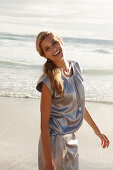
[41,34,56,47]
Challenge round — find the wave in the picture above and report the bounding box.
[1,32,113,46]
[0,32,35,42]
[63,36,113,46]
[0,60,42,70]
[82,68,113,75]
[0,60,113,75]
[93,49,113,54]
[0,93,40,99]
[85,99,113,105]
[0,94,113,104]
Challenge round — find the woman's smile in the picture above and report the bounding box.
[53,49,61,56]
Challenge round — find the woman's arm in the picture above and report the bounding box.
[41,83,54,170]
[84,107,110,148]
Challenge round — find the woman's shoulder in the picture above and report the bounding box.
[70,60,84,84]
[36,73,53,95]
[70,60,82,74]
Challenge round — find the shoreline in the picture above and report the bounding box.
[1,95,113,105]
[0,96,113,170]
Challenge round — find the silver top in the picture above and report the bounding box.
[36,61,85,135]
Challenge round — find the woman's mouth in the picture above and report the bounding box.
[53,49,60,56]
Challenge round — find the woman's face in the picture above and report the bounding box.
[40,34,64,63]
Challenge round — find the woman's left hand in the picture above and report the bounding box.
[96,132,110,149]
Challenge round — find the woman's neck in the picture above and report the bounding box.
[55,59,70,71]
[54,59,72,77]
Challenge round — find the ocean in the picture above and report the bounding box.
[0,0,113,103]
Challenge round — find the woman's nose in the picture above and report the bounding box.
[52,45,57,51]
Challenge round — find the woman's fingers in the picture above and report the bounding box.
[101,137,103,147]
[103,134,110,148]
[100,133,110,149]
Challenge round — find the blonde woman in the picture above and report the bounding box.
[36,31,110,170]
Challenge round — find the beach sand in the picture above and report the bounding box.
[0,96,113,170]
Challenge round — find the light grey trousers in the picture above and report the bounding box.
[38,133,79,170]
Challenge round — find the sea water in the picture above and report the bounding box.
[0,0,113,103]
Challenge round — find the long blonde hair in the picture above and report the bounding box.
[36,31,64,96]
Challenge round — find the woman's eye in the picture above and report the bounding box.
[52,41,57,45]
[45,47,49,51]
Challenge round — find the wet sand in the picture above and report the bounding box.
[0,97,113,170]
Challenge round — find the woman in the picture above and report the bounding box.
[36,31,110,170]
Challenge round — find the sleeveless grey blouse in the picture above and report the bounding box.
[36,61,85,136]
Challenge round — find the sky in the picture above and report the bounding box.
[0,0,113,40]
